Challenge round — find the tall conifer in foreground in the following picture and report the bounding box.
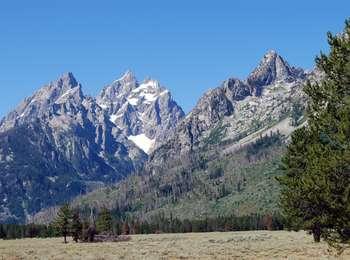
[278,19,350,251]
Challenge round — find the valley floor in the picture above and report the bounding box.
[0,231,349,260]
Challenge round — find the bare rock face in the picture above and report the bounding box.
[0,73,82,131]
[97,71,185,154]
[0,73,147,223]
[0,51,319,223]
[247,50,306,95]
[149,51,311,168]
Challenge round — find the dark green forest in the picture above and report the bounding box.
[0,212,284,240]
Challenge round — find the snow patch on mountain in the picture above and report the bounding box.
[96,71,185,149]
[129,79,160,104]
[128,134,155,154]
[127,97,139,106]
[141,93,157,103]
[110,114,121,123]
[133,79,160,93]
[99,103,108,109]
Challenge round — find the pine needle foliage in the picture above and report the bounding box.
[278,19,350,252]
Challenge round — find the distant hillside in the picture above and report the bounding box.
[71,133,285,222]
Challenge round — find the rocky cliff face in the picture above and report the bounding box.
[0,51,321,223]
[97,71,185,154]
[246,50,305,95]
[1,72,146,179]
[0,70,184,223]
[56,51,322,224]
[149,51,312,168]
[0,73,150,223]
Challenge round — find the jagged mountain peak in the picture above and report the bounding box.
[36,72,82,100]
[58,72,78,86]
[99,72,164,105]
[97,71,184,154]
[0,73,87,132]
[247,50,290,87]
[98,71,177,109]
[114,70,136,84]
[141,78,161,89]
[97,71,138,109]
[0,72,148,223]
[148,50,310,166]
[30,73,84,104]
[247,50,305,95]
[41,72,81,98]
[264,49,278,58]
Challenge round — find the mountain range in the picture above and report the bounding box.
[0,71,183,223]
[64,50,320,223]
[0,50,321,223]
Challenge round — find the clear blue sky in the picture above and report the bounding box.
[0,0,349,116]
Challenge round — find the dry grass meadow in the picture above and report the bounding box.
[1,231,350,260]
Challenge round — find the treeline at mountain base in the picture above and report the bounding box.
[0,213,284,240]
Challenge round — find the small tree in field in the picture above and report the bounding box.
[54,203,72,243]
[0,224,6,239]
[96,207,112,233]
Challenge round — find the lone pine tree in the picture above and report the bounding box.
[278,19,350,249]
[96,207,112,233]
[53,203,72,243]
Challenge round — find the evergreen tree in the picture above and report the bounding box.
[96,207,112,233]
[46,224,56,238]
[53,203,72,243]
[0,224,5,239]
[278,19,350,249]
[71,211,82,242]
[291,101,304,126]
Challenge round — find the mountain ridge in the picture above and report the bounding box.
[0,71,183,223]
[148,50,309,169]
[0,50,321,224]
[98,71,185,154]
[32,50,321,224]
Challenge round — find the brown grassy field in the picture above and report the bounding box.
[0,230,349,260]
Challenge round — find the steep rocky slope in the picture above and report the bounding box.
[149,50,313,168]
[97,71,184,154]
[67,51,321,223]
[2,50,322,224]
[0,72,183,223]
